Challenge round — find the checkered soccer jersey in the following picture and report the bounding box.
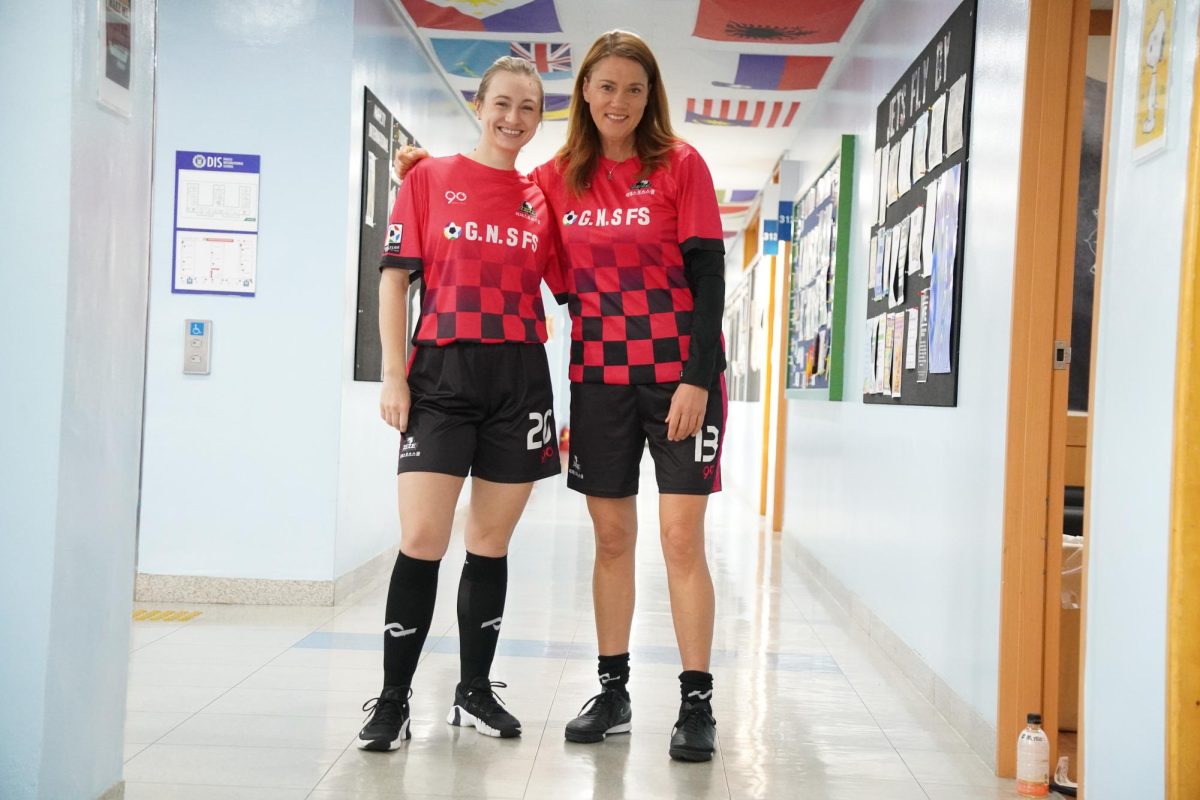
[531,143,725,384]
[379,154,562,345]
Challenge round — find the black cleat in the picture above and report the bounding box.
[356,686,411,751]
[447,678,522,738]
[668,698,716,762]
[565,688,633,744]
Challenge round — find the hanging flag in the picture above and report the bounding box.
[712,54,832,91]
[686,99,800,128]
[462,90,570,121]
[719,203,751,216]
[509,42,572,75]
[432,39,572,78]
[400,0,562,33]
[693,0,863,44]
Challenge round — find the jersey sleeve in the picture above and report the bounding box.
[378,162,426,272]
[674,145,726,256]
[541,223,568,304]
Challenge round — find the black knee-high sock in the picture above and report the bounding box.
[457,552,508,684]
[598,652,631,699]
[382,551,441,689]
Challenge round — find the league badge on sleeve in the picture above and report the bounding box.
[387,224,403,253]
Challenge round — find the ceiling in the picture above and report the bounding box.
[391,0,876,236]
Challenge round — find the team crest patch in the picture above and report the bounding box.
[443,221,461,240]
[387,224,403,246]
[562,211,578,225]
[626,178,655,198]
[516,201,538,221]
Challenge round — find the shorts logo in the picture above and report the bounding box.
[569,454,583,480]
[400,435,421,459]
[517,201,538,221]
[562,210,578,225]
[702,465,716,480]
[694,425,719,464]
[541,445,555,464]
[384,623,417,638]
[386,224,403,254]
[443,221,462,240]
[445,190,467,204]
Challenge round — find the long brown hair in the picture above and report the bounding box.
[556,31,678,196]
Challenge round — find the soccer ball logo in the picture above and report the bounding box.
[562,211,578,226]
[443,221,461,240]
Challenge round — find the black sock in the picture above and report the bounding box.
[457,551,508,685]
[598,652,631,699]
[382,551,441,689]
[679,670,713,704]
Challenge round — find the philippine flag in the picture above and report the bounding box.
[685,99,800,128]
[712,55,832,91]
[400,0,562,33]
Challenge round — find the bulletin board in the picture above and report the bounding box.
[862,0,976,406]
[785,135,854,400]
[354,87,419,382]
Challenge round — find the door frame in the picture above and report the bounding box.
[1167,16,1200,797]
[995,0,1104,781]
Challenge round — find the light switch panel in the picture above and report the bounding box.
[184,319,212,375]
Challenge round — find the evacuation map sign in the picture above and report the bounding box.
[172,151,261,296]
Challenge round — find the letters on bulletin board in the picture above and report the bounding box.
[863,0,977,407]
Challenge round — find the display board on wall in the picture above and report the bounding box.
[786,135,854,400]
[354,87,419,382]
[171,151,261,296]
[863,0,976,406]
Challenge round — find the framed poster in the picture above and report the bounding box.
[171,151,261,296]
[785,135,854,400]
[863,0,977,406]
[354,87,420,382]
[98,0,132,116]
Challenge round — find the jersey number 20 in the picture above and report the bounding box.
[527,410,555,450]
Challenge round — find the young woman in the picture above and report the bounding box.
[357,56,563,751]
[397,31,727,763]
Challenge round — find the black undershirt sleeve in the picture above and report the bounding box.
[680,245,727,388]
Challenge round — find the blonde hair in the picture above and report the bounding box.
[555,30,678,196]
[476,56,544,115]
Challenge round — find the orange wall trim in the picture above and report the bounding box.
[1166,21,1200,798]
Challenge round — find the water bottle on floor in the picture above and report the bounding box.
[1016,712,1050,797]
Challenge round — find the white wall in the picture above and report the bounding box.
[777,0,1029,729]
[1083,1,1198,795]
[0,0,155,796]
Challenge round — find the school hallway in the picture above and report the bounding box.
[122,474,1014,800]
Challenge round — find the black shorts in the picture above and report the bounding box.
[398,343,560,483]
[566,374,727,497]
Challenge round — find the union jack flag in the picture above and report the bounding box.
[510,42,572,75]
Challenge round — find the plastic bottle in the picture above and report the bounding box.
[1016,712,1050,797]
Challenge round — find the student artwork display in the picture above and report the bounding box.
[864,0,976,406]
[355,87,420,382]
[785,135,854,400]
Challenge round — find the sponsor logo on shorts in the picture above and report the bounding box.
[702,465,716,480]
[569,454,584,480]
[541,445,555,464]
[400,435,421,459]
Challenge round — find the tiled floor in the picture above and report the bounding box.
[124,475,1018,799]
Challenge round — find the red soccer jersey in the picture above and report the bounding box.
[380,154,562,345]
[532,143,725,384]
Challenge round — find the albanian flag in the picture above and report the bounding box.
[693,0,864,44]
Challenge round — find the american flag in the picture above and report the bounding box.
[510,42,572,75]
[686,98,800,128]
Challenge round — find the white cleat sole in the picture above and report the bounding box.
[447,705,521,738]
